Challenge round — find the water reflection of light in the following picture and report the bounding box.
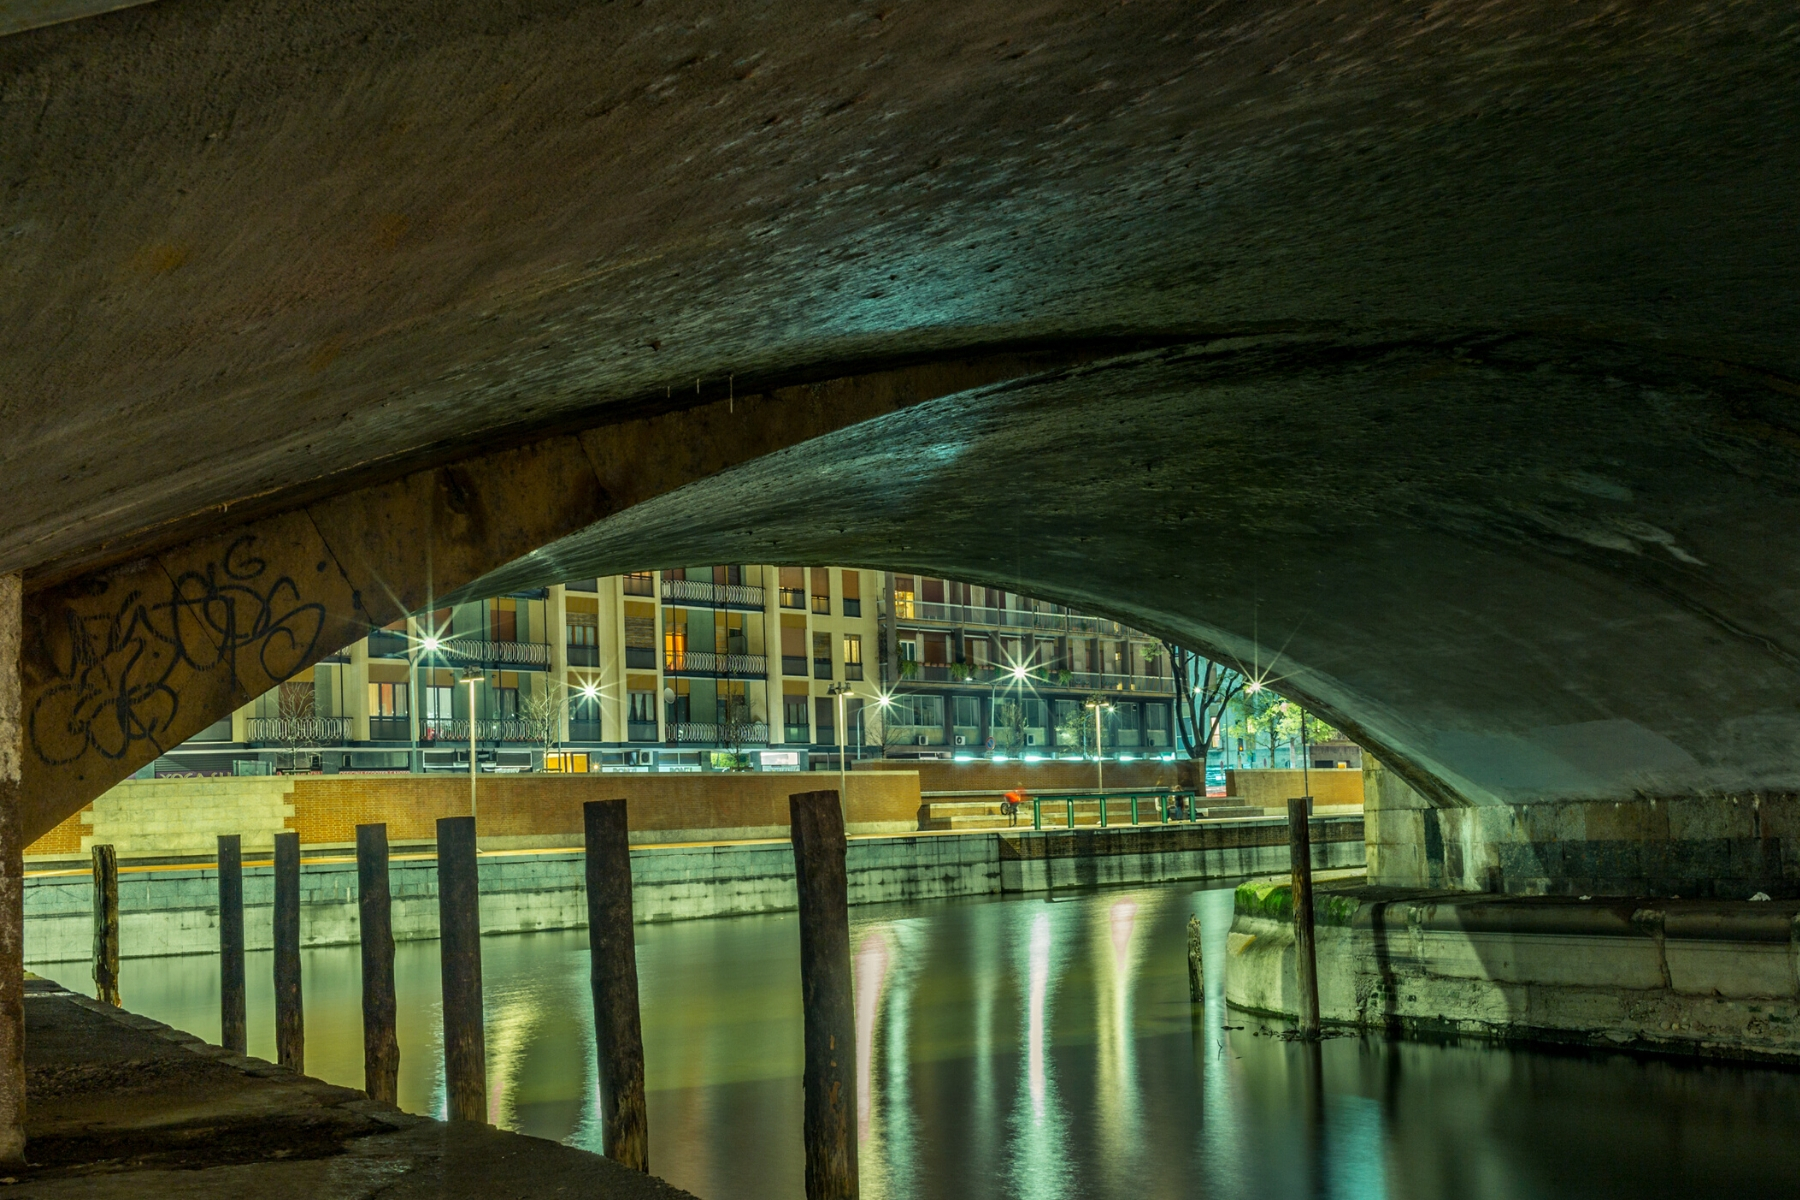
[1095,896,1145,1184]
[855,927,892,1143]
[1008,907,1072,1200]
[1028,911,1051,1119]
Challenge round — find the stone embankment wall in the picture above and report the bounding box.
[1226,877,1800,1062]
[22,816,1366,963]
[859,758,1179,795]
[1362,758,1800,899]
[1223,768,1364,808]
[24,771,925,859]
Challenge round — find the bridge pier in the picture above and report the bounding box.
[0,574,23,1163]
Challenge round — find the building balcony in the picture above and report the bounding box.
[627,720,659,742]
[245,716,352,745]
[567,643,600,667]
[625,646,657,670]
[369,716,411,742]
[661,577,767,610]
[889,603,1126,635]
[783,724,811,743]
[420,718,547,743]
[813,657,832,680]
[387,636,551,670]
[664,649,768,677]
[782,654,807,676]
[569,719,603,742]
[667,722,770,746]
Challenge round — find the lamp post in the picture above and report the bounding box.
[458,667,484,832]
[827,682,851,807]
[1086,698,1113,792]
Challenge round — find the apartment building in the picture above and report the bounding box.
[877,572,1177,756]
[158,566,1175,774]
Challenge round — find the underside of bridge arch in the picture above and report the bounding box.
[2,0,1798,903]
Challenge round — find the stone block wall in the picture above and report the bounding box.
[28,770,924,859]
[1224,768,1364,808]
[1364,759,1800,899]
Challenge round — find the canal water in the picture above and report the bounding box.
[42,885,1800,1200]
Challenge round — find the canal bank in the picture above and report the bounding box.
[13,974,694,1198]
[1225,876,1800,1063]
[24,817,1364,963]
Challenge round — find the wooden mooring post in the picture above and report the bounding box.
[1187,913,1204,1003]
[583,800,647,1171]
[1286,797,1321,1036]
[790,789,858,1200]
[91,844,119,1006]
[437,815,486,1122]
[273,830,304,1072]
[217,835,246,1053]
[357,823,399,1105]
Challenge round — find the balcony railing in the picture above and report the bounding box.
[386,636,551,669]
[246,716,352,744]
[369,716,411,742]
[627,720,659,742]
[784,724,811,743]
[625,646,657,669]
[622,574,655,596]
[668,722,770,746]
[778,588,805,609]
[664,650,768,677]
[894,602,1125,635]
[661,578,767,609]
[567,643,600,667]
[843,598,862,617]
[813,657,832,680]
[845,662,864,681]
[420,718,548,743]
[368,628,410,658]
[811,594,830,615]
[782,654,807,676]
[568,719,603,742]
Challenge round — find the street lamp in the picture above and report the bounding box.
[457,667,485,835]
[1085,697,1114,792]
[828,682,852,806]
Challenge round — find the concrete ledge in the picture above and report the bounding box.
[998,814,1364,892]
[1226,879,1800,1062]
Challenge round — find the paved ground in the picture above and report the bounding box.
[7,977,697,1199]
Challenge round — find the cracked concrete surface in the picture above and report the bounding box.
[9,977,696,1198]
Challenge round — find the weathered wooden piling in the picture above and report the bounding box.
[357,823,398,1105]
[217,835,246,1053]
[91,844,119,1006]
[1287,796,1321,1036]
[1187,913,1204,1002]
[273,830,304,1072]
[437,815,486,1122]
[583,799,647,1171]
[790,789,858,1200]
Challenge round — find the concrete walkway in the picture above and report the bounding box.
[9,977,696,1199]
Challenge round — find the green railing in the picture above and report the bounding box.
[1029,789,1200,830]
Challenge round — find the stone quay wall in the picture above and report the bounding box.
[22,815,1366,963]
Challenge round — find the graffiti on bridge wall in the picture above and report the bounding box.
[27,536,326,766]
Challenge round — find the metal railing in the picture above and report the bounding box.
[369,716,411,742]
[668,722,770,746]
[661,578,767,609]
[627,721,659,742]
[813,657,833,680]
[664,649,768,676]
[895,602,1124,634]
[782,654,807,676]
[246,716,353,744]
[625,645,657,669]
[622,574,655,596]
[368,629,410,658]
[420,718,549,743]
[778,588,805,609]
[567,643,600,667]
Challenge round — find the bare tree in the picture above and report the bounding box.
[718,690,756,769]
[519,682,561,766]
[275,680,315,772]
[1164,643,1244,764]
